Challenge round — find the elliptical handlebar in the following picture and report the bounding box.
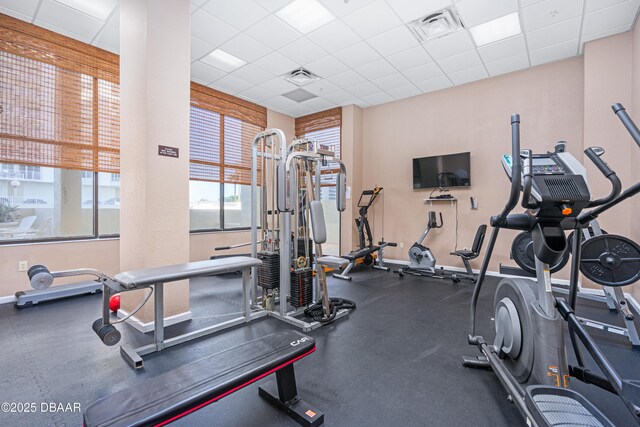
[584,147,621,207]
[612,103,640,148]
[521,149,537,209]
[491,114,522,227]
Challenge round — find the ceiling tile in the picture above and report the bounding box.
[55,0,118,20]
[191,36,214,62]
[35,19,92,43]
[485,53,530,76]
[478,34,526,63]
[403,62,444,83]
[191,61,227,84]
[253,51,299,75]
[108,9,119,27]
[304,79,341,96]
[220,33,271,63]
[93,24,119,53]
[386,46,433,71]
[319,0,377,18]
[191,0,209,6]
[386,0,452,22]
[423,30,474,60]
[283,104,315,118]
[333,41,381,68]
[341,1,402,39]
[582,22,632,44]
[245,15,301,50]
[372,73,411,91]
[354,58,397,81]
[191,10,238,46]
[237,85,275,102]
[437,50,482,74]
[259,0,292,12]
[202,0,269,30]
[582,0,640,36]
[522,0,545,6]
[307,20,361,53]
[367,26,419,57]
[529,38,579,66]
[230,64,274,85]
[348,81,382,98]
[37,0,104,40]
[361,92,394,105]
[527,17,581,51]
[522,0,584,32]
[0,0,39,17]
[585,0,629,12]
[322,89,359,104]
[258,77,299,95]
[211,74,254,95]
[0,5,31,21]
[456,0,518,27]
[301,97,336,111]
[278,37,327,66]
[263,95,299,109]
[449,65,488,85]
[330,69,369,88]
[305,55,349,77]
[415,75,453,93]
[386,84,422,99]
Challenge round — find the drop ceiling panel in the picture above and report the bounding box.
[415,75,453,93]
[303,79,342,96]
[202,0,269,31]
[212,74,254,95]
[386,0,453,22]
[449,65,488,85]
[220,33,271,63]
[582,0,640,35]
[529,38,579,65]
[456,0,519,27]
[94,25,119,54]
[386,84,422,100]
[585,0,630,13]
[258,77,299,94]
[253,51,299,75]
[367,26,419,57]
[191,61,227,84]
[301,97,336,111]
[330,69,369,88]
[230,64,274,86]
[341,1,402,39]
[237,85,275,102]
[386,46,434,70]
[323,89,360,104]
[37,0,103,40]
[305,55,349,78]
[0,5,30,21]
[0,0,39,18]
[485,53,530,77]
[478,35,527,63]
[278,37,327,66]
[354,58,397,81]
[348,81,382,98]
[424,30,475,60]
[319,0,377,18]
[362,92,394,105]
[307,19,361,54]
[191,10,238,47]
[333,41,381,68]
[582,22,632,43]
[35,19,92,43]
[403,62,445,84]
[527,17,581,51]
[522,0,584,32]
[245,15,300,50]
[372,73,412,91]
[191,36,214,62]
[438,50,483,75]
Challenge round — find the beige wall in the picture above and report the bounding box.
[360,57,585,275]
[632,24,640,302]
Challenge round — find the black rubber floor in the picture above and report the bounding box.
[1,264,638,427]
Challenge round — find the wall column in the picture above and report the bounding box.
[340,105,363,254]
[119,0,191,325]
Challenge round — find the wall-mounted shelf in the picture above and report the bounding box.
[424,198,457,206]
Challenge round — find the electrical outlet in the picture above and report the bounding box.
[18,260,28,272]
[399,242,404,249]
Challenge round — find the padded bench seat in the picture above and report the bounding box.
[84,330,322,427]
[114,257,262,289]
[316,256,350,267]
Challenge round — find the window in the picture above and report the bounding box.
[0,15,120,243]
[188,84,266,231]
[296,108,342,255]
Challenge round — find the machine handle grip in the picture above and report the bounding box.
[584,147,621,207]
[584,147,614,177]
[521,150,537,209]
[494,114,522,226]
[612,103,640,149]
[490,213,533,230]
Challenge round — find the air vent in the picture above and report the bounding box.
[282,88,317,103]
[544,178,583,199]
[283,67,320,86]
[408,6,464,43]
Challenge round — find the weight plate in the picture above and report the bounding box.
[363,253,374,266]
[579,234,640,287]
[511,232,570,274]
[567,227,607,254]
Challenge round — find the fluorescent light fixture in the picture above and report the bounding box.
[202,49,246,72]
[276,0,335,34]
[55,0,118,20]
[469,12,521,47]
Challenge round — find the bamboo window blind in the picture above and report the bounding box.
[295,107,342,187]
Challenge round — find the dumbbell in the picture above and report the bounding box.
[92,318,121,346]
[27,265,54,290]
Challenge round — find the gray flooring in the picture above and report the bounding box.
[0,264,638,426]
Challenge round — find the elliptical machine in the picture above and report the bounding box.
[396,211,443,277]
[463,105,640,426]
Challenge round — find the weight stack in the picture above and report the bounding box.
[296,238,313,260]
[257,252,280,290]
[290,268,313,308]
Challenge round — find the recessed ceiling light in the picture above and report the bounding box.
[202,49,246,72]
[276,0,335,34]
[55,0,117,20]
[408,7,464,43]
[469,12,521,47]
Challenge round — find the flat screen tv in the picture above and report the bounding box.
[413,152,471,189]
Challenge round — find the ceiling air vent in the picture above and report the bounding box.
[408,6,464,43]
[282,88,317,103]
[283,67,320,86]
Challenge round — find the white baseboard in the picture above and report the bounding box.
[0,295,16,305]
[116,308,192,333]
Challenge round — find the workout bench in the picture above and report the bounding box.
[83,330,324,427]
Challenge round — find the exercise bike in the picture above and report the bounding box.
[396,210,442,277]
[463,104,640,426]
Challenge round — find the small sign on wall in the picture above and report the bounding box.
[158,145,179,158]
